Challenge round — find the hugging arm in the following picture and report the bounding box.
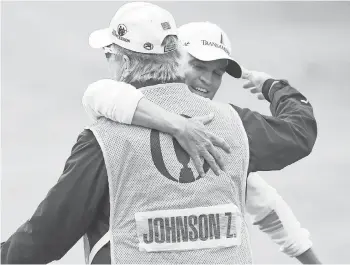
[83,80,230,177]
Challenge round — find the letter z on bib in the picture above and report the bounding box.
[135,204,242,252]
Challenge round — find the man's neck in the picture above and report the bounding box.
[130,78,184,89]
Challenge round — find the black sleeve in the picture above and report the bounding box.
[230,79,317,173]
[1,130,108,264]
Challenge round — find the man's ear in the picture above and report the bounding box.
[122,55,130,74]
[120,55,131,82]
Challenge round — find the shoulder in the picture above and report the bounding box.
[87,79,136,90]
[73,129,103,157]
[77,129,99,145]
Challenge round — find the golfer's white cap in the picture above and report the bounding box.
[179,22,242,78]
[89,2,178,54]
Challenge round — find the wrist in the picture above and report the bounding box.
[262,79,276,102]
[132,98,187,136]
[166,112,187,137]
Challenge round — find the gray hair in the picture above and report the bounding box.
[105,36,186,84]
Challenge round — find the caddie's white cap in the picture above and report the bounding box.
[89,2,178,54]
[179,22,242,78]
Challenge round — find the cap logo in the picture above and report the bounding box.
[117,24,127,36]
[112,26,130,43]
[144,42,154,51]
[201,40,229,55]
[220,33,224,45]
[161,22,171,30]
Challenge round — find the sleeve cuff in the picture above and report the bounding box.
[262,79,276,102]
[114,88,144,124]
[262,79,290,102]
[280,234,313,257]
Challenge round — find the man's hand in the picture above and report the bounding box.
[172,113,231,177]
[295,248,322,264]
[241,68,272,100]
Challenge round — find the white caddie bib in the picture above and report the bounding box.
[90,83,252,264]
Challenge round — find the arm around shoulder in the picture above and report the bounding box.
[82,79,144,124]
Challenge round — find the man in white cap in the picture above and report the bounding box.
[82,21,321,264]
[1,2,318,265]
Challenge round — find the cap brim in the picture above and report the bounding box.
[226,59,242,79]
[186,45,242,78]
[89,28,113,49]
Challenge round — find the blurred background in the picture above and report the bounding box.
[1,1,350,263]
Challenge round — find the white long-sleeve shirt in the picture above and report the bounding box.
[82,79,312,257]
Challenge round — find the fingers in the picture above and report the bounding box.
[192,155,205,178]
[207,144,227,173]
[244,82,264,99]
[243,80,254,89]
[257,94,265,100]
[201,149,220,176]
[208,133,231,153]
[192,113,214,125]
[240,67,252,80]
[249,87,259,94]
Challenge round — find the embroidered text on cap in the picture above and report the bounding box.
[201,40,229,55]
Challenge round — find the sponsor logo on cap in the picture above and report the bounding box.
[112,25,130,43]
[220,33,224,45]
[201,40,229,55]
[161,22,171,30]
[117,24,127,36]
[144,42,154,51]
